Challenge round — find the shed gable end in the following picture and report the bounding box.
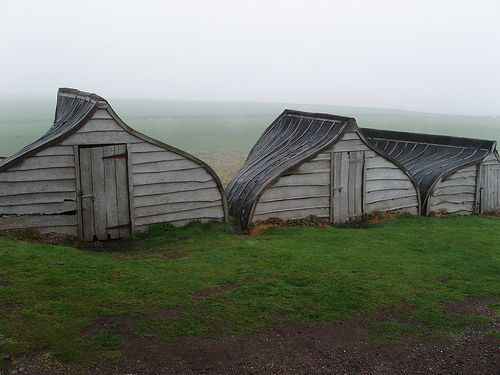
[0,90,227,238]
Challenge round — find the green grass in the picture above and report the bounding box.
[0,215,499,366]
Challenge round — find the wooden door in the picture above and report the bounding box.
[331,151,365,223]
[480,164,500,213]
[79,145,131,240]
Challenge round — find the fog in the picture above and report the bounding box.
[0,0,499,116]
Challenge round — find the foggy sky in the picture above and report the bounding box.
[0,0,499,116]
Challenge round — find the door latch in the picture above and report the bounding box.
[333,187,343,192]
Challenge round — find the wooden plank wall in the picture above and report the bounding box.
[130,141,225,230]
[0,107,226,236]
[330,131,418,215]
[59,109,142,146]
[364,150,419,214]
[72,108,225,231]
[427,165,478,215]
[253,152,331,221]
[252,130,419,223]
[0,145,79,235]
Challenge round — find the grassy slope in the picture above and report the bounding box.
[0,216,499,366]
[1,100,499,184]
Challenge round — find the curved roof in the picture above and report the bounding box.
[361,128,496,210]
[227,109,353,229]
[0,88,102,172]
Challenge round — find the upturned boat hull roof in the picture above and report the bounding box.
[227,109,353,229]
[361,128,496,209]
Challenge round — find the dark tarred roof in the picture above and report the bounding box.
[361,128,496,211]
[0,88,104,172]
[227,109,352,229]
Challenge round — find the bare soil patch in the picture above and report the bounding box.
[0,229,84,248]
[76,296,499,374]
[0,229,138,252]
[166,251,190,260]
[482,211,500,216]
[248,223,273,236]
[250,216,331,234]
[85,315,136,338]
[154,306,183,320]
[4,351,70,375]
[79,239,138,252]
[192,283,239,301]
[444,295,498,317]
[6,296,499,374]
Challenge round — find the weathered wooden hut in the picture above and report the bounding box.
[0,88,228,240]
[227,110,420,229]
[361,129,499,215]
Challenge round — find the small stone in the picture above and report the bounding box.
[17,369,24,373]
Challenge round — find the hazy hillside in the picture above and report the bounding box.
[1,99,499,184]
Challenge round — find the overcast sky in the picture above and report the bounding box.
[0,0,499,115]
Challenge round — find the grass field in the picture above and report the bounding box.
[0,215,498,371]
[1,99,499,184]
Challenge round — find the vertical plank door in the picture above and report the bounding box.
[480,164,500,213]
[79,148,96,241]
[331,151,365,223]
[79,145,131,240]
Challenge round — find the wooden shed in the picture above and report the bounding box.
[0,88,228,240]
[226,110,420,230]
[361,129,500,215]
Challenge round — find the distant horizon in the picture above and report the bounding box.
[1,98,499,159]
[0,95,499,118]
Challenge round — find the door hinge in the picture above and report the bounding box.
[349,159,365,163]
[333,187,343,192]
[81,194,95,200]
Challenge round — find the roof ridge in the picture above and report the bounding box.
[361,127,494,212]
[58,87,107,103]
[282,109,354,122]
[361,127,496,151]
[0,89,99,171]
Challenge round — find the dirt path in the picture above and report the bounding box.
[7,297,500,374]
[89,296,499,375]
